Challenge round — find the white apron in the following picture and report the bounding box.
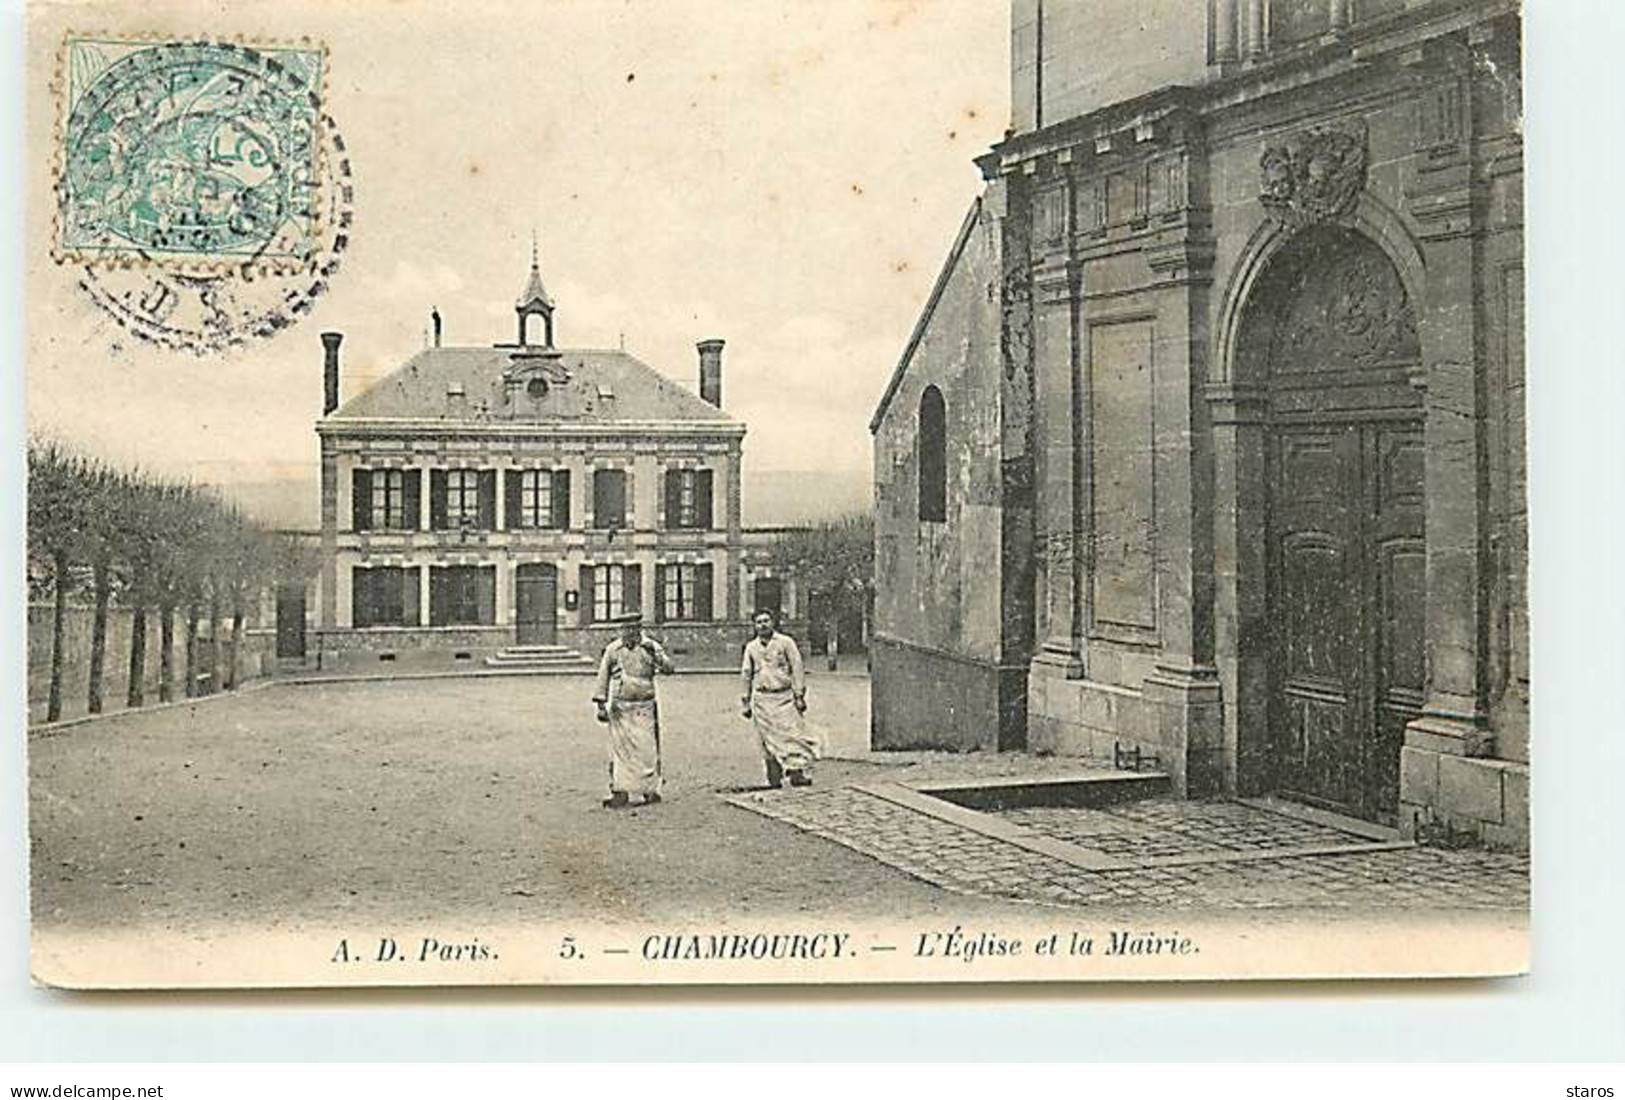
[607,698,662,795]
[752,690,821,771]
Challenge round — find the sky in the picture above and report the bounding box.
[26,0,1011,492]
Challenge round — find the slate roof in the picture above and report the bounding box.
[328,346,740,426]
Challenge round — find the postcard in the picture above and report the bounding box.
[24,0,1529,988]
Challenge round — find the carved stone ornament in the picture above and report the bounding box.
[506,353,573,387]
[1258,122,1369,228]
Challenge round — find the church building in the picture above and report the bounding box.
[310,248,788,668]
[870,0,1526,848]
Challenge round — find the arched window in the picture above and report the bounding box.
[918,385,947,523]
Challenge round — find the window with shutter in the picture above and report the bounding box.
[429,565,494,625]
[593,469,627,529]
[430,470,449,529]
[665,469,714,529]
[593,564,626,621]
[428,568,447,626]
[753,576,782,619]
[503,469,523,531]
[514,469,556,529]
[580,563,597,625]
[444,470,480,529]
[353,566,409,627]
[402,566,421,626]
[551,469,571,529]
[697,469,714,529]
[369,469,411,530]
[475,566,496,623]
[477,470,497,529]
[350,567,367,626]
[664,469,681,530]
[659,562,711,621]
[696,563,714,621]
[403,470,422,531]
[622,563,642,618]
[351,469,372,531]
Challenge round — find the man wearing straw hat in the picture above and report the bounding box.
[591,611,674,809]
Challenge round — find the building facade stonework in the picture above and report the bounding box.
[312,256,798,666]
[871,0,1526,848]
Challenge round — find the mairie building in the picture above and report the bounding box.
[870,0,1526,848]
[309,253,797,669]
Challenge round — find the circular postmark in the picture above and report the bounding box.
[54,36,353,354]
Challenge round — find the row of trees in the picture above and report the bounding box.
[773,512,874,671]
[27,439,312,723]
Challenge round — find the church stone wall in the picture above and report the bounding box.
[871,198,1019,753]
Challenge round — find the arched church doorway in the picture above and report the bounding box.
[1238,225,1425,824]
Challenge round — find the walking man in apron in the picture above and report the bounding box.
[592,612,674,808]
[740,609,820,788]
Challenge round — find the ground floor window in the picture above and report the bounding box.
[581,563,642,624]
[752,575,783,619]
[429,565,496,626]
[352,566,420,627]
[658,562,713,622]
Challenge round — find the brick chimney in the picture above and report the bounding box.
[321,331,343,415]
[697,338,725,408]
[431,307,442,348]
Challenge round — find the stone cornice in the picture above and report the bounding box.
[979,87,1202,183]
[317,419,746,442]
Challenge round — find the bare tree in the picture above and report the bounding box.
[81,464,128,715]
[121,475,171,709]
[773,513,874,672]
[152,482,205,704]
[26,441,94,722]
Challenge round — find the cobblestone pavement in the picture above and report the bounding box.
[1001,801,1361,859]
[726,786,1530,912]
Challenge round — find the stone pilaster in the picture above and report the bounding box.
[418,456,434,531]
[319,442,338,630]
[1147,277,1215,680]
[1030,241,1084,677]
[567,452,588,530]
[1143,669,1223,797]
[1405,56,1492,759]
[1145,226,1221,794]
[640,548,659,621]
[1207,382,1270,796]
[1244,0,1266,59]
[994,173,1037,751]
[725,441,744,621]
[1214,0,1239,63]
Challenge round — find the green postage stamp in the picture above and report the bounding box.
[56,36,326,268]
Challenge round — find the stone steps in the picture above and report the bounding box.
[483,644,597,672]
